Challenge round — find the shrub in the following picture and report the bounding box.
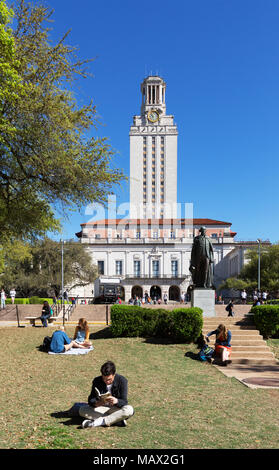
[5,298,30,304]
[171,308,203,342]
[251,305,279,338]
[110,305,203,342]
[29,297,54,305]
[110,305,147,337]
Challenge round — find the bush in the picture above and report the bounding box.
[28,297,54,305]
[251,305,279,338]
[5,298,30,304]
[171,308,203,342]
[110,305,203,343]
[110,305,147,337]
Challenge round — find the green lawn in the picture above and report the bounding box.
[0,325,279,449]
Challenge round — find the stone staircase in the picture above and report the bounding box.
[202,314,278,365]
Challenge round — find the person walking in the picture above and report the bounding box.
[240,289,247,304]
[1,289,6,309]
[10,288,16,304]
[226,299,234,317]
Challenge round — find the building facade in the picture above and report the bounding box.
[76,217,236,302]
[72,75,266,302]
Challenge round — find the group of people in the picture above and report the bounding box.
[47,320,134,428]
[241,289,268,304]
[49,318,92,353]
[1,288,16,309]
[127,292,169,306]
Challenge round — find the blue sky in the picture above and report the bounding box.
[15,0,279,242]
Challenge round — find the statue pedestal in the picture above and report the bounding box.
[191,288,216,317]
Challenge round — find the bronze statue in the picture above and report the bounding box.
[190,226,214,288]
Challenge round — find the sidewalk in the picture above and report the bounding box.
[214,362,279,389]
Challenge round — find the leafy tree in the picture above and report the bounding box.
[219,244,279,296]
[2,237,97,297]
[0,0,25,139]
[0,238,31,284]
[0,0,125,241]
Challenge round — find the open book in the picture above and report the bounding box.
[95,387,112,404]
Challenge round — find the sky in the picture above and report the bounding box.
[14,0,279,242]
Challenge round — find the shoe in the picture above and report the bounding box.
[82,419,94,428]
[207,358,213,364]
[114,419,127,427]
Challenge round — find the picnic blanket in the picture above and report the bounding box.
[48,346,94,355]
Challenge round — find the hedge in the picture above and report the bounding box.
[251,305,279,338]
[110,305,203,342]
[5,298,30,304]
[5,298,71,305]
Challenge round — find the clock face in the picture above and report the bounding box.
[148,110,159,123]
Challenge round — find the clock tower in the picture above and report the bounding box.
[129,76,178,219]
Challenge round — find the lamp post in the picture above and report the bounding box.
[257,238,261,293]
[61,239,65,326]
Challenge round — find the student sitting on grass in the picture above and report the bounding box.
[79,361,134,428]
[50,326,88,353]
[73,318,92,348]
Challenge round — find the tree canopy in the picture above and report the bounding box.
[1,237,97,297]
[219,243,279,296]
[0,0,125,241]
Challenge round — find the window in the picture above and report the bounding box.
[97,261,104,275]
[136,231,141,239]
[171,260,178,277]
[170,231,176,239]
[134,260,141,277]
[153,231,158,239]
[152,260,159,277]
[115,260,123,275]
[95,234,101,239]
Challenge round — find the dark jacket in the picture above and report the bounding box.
[41,304,51,317]
[88,373,128,409]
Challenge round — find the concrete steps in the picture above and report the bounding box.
[202,315,278,365]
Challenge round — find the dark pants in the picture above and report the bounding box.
[40,313,51,327]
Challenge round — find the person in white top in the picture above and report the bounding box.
[241,289,247,304]
[1,289,6,309]
[262,291,268,303]
[10,288,16,304]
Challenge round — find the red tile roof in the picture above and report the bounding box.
[81,218,231,227]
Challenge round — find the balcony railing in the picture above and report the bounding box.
[125,274,187,279]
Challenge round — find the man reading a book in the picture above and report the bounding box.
[79,361,134,428]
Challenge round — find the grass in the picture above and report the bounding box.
[0,325,279,449]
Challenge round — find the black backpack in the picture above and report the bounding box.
[40,335,52,352]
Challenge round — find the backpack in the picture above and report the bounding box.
[225,304,230,312]
[199,344,214,361]
[40,335,52,352]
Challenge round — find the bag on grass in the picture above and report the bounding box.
[199,344,214,362]
[66,402,88,417]
[40,335,52,352]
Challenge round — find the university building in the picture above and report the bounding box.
[74,76,264,302]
